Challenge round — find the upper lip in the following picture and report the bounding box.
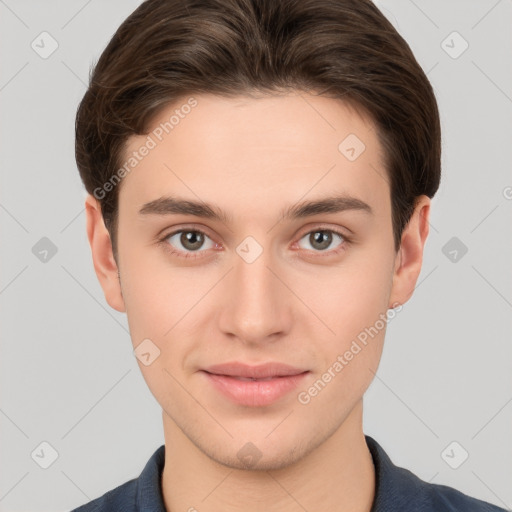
[203,362,308,379]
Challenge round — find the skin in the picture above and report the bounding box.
[85,91,430,511]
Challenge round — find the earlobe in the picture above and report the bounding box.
[84,194,126,313]
[388,195,431,308]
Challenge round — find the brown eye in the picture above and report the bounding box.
[179,231,205,251]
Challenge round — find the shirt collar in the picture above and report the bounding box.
[365,434,426,511]
[136,443,166,511]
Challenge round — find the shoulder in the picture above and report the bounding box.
[70,478,138,512]
[70,444,166,512]
[423,480,508,511]
[402,468,507,512]
[365,435,508,512]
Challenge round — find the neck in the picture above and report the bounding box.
[161,400,375,512]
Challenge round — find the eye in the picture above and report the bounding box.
[159,225,351,260]
[296,228,349,254]
[161,229,217,259]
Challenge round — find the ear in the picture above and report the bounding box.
[388,195,431,308]
[84,194,126,313]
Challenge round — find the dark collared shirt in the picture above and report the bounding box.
[71,435,507,511]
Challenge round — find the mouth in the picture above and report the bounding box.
[221,376,282,381]
[200,362,310,407]
[203,361,308,379]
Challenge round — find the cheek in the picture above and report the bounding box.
[293,254,393,347]
[293,255,392,407]
[122,272,170,341]
[121,266,194,404]
[119,250,209,377]
[297,324,385,415]
[117,232,184,332]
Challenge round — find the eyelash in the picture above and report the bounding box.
[158,225,352,260]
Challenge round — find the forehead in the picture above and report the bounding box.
[118,92,389,221]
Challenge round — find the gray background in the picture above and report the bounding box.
[0,0,511,511]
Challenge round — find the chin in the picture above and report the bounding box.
[204,430,323,472]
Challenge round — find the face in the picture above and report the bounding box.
[87,91,430,471]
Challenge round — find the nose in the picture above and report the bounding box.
[217,243,293,347]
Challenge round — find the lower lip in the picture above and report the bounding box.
[202,371,309,407]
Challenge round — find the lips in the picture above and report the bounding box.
[203,362,308,379]
[201,362,310,407]
[230,376,276,381]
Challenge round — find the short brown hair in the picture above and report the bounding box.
[75,0,441,258]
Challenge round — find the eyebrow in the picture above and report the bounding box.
[138,194,373,224]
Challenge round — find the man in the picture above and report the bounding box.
[71,0,507,510]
